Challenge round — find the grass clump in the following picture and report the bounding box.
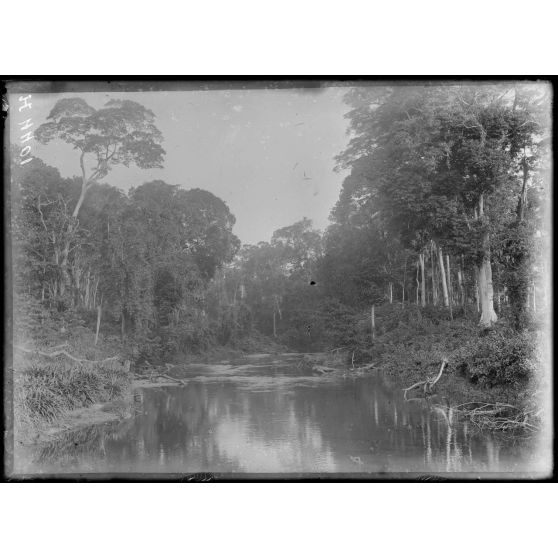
[16,362,130,427]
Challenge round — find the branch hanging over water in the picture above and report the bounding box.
[403,358,447,399]
[451,401,538,432]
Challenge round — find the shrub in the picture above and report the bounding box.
[452,329,536,388]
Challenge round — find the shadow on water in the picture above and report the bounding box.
[19,354,539,475]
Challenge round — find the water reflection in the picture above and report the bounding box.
[18,355,538,475]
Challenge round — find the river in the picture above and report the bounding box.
[16,353,542,477]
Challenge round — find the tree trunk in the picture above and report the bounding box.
[72,179,88,219]
[437,246,449,307]
[459,255,466,310]
[84,271,90,308]
[389,282,393,304]
[121,309,125,340]
[446,254,453,320]
[478,252,498,327]
[475,269,480,314]
[95,299,102,346]
[415,259,420,305]
[415,257,420,306]
[272,311,276,338]
[517,153,529,223]
[371,305,375,340]
[430,242,438,305]
[59,228,77,301]
[92,277,99,309]
[402,256,407,304]
[477,195,498,327]
[497,287,502,314]
[419,253,426,307]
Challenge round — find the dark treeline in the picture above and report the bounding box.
[11,84,550,367]
[319,83,550,329]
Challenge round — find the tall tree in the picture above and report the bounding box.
[34,98,165,296]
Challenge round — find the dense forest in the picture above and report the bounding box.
[10,84,551,442]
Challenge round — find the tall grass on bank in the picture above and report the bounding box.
[15,360,130,427]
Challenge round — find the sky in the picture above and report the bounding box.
[10,86,352,245]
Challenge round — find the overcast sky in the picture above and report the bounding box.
[11,86,352,245]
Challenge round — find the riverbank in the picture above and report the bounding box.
[311,305,548,433]
[11,331,132,448]
[12,304,546,451]
[11,327,289,449]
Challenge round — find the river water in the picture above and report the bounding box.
[18,353,543,477]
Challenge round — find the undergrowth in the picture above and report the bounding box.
[318,302,543,426]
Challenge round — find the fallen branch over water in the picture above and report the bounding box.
[403,358,447,399]
[312,365,336,374]
[298,352,377,375]
[14,344,120,365]
[135,372,186,386]
[451,401,538,432]
[136,360,187,385]
[156,373,187,386]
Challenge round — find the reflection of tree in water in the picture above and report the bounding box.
[422,402,509,473]
[285,376,426,470]
[31,363,534,474]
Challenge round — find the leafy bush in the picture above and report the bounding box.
[452,329,536,388]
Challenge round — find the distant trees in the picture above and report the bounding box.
[215,219,324,340]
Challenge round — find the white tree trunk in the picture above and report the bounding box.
[415,258,420,305]
[446,255,453,304]
[95,302,102,345]
[475,270,480,313]
[419,253,426,307]
[430,243,438,305]
[437,246,449,307]
[478,251,498,327]
[477,195,497,327]
[446,254,453,320]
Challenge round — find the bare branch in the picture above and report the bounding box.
[403,358,447,398]
[14,344,119,365]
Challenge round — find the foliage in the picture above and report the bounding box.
[16,362,130,425]
[35,98,165,180]
[325,84,550,326]
[453,328,537,388]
